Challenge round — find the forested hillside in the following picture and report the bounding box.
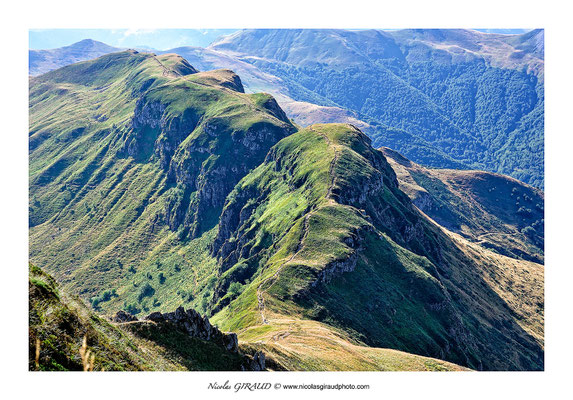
[210,29,544,187]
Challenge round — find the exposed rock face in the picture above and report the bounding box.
[166,121,294,238]
[246,351,266,371]
[296,226,383,300]
[204,69,245,92]
[127,98,203,169]
[116,61,297,240]
[310,234,362,288]
[211,124,445,289]
[255,95,290,122]
[211,184,262,272]
[333,141,446,270]
[112,306,266,370]
[111,310,138,323]
[144,306,239,353]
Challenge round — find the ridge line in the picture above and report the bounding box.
[256,126,339,324]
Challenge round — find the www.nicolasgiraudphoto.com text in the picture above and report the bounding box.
[208,380,370,392]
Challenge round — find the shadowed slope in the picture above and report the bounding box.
[381,147,544,263]
[30,264,255,371]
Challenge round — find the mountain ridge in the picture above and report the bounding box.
[29,50,543,371]
[29,29,544,187]
[381,146,544,263]
[208,123,543,370]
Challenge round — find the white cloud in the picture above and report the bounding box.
[123,29,158,37]
[116,29,159,46]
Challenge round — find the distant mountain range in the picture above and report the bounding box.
[29,50,543,370]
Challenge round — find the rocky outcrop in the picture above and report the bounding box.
[309,231,368,289]
[111,306,268,371]
[111,310,138,323]
[256,95,290,123]
[211,184,264,271]
[330,142,446,270]
[310,252,359,288]
[244,351,265,371]
[127,98,202,168]
[116,61,297,240]
[144,306,239,353]
[162,119,295,238]
[207,69,245,92]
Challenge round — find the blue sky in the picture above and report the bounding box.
[29,29,239,50]
[29,29,531,50]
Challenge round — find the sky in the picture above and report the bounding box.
[28,29,239,50]
[28,29,532,50]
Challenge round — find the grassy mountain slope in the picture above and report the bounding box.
[29,30,545,187]
[31,41,374,136]
[29,50,295,314]
[381,147,544,263]
[29,264,248,371]
[209,29,544,187]
[30,54,543,371]
[162,46,374,128]
[161,45,467,171]
[27,37,496,179]
[31,264,465,372]
[209,124,543,371]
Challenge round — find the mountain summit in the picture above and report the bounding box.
[30,30,545,187]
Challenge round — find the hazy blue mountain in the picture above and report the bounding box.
[29,29,240,53]
[29,39,122,76]
[473,29,532,34]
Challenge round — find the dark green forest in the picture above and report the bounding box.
[244,58,543,187]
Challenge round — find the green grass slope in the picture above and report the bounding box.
[29,264,248,371]
[210,124,543,371]
[29,50,295,316]
[30,53,542,371]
